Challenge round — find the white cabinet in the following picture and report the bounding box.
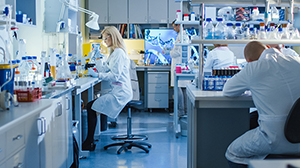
[148,0,168,23]
[64,91,73,168]
[88,0,128,24]
[147,72,169,109]
[45,0,78,33]
[169,0,180,23]
[129,0,148,23]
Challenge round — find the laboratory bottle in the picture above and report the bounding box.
[280,23,290,39]
[68,53,74,63]
[270,6,279,22]
[243,27,250,39]
[203,18,214,39]
[234,23,243,39]
[191,12,195,21]
[258,22,267,39]
[77,32,83,65]
[268,22,278,39]
[225,23,235,39]
[182,30,190,43]
[176,10,182,21]
[56,54,60,64]
[249,28,257,39]
[32,56,39,71]
[277,28,283,39]
[214,18,226,39]
[251,7,259,21]
[18,57,30,90]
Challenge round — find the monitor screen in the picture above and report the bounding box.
[144,29,178,64]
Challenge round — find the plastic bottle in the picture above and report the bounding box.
[234,23,243,39]
[270,6,279,22]
[251,7,259,21]
[203,18,214,39]
[225,23,235,39]
[258,22,267,39]
[182,30,190,43]
[214,18,226,39]
[176,10,182,21]
[268,22,278,39]
[191,12,195,21]
[243,27,250,39]
[280,23,290,39]
[183,14,189,21]
[19,57,30,90]
[249,27,257,39]
[32,56,39,71]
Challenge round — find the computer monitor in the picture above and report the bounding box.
[144,29,177,64]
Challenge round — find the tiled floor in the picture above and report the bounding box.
[79,110,187,168]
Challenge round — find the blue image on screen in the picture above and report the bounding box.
[144,29,178,64]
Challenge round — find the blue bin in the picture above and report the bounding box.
[0,64,17,96]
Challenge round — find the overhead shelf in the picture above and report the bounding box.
[191,39,300,45]
[175,21,200,25]
[191,0,300,7]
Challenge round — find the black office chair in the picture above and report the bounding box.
[265,97,300,159]
[104,100,152,154]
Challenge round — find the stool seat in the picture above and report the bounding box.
[127,100,143,107]
[104,100,151,154]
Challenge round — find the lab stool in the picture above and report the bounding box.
[104,100,152,154]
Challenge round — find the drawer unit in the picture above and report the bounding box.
[147,93,169,108]
[148,72,169,84]
[6,123,25,157]
[0,134,5,163]
[5,148,25,168]
[148,83,168,93]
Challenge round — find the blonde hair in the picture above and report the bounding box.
[101,26,127,55]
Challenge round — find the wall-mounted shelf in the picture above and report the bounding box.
[192,39,300,45]
[175,21,200,25]
[191,0,300,7]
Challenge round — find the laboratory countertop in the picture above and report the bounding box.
[186,84,254,108]
[0,99,54,133]
[136,65,171,71]
[249,159,300,168]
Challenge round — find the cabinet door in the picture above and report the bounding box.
[89,0,108,23]
[169,0,180,23]
[109,0,128,23]
[149,0,167,23]
[129,0,148,23]
[65,92,73,168]
[52,97,67,168]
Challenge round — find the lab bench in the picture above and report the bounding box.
[186,84,255,168]
[136,65,171,111]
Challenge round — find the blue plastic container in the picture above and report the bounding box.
[0,64,17,96]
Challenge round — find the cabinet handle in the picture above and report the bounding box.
[155,99,161,102]
[14,163,23,168]
[155,76,161,78]
[37,118,43,136]
[13,135,23,141]
[56,102,62,117]
[155,86,161,88]
[66,97,70,110]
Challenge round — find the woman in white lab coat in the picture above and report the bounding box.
[203,44,235,75]
[83,26,133,151]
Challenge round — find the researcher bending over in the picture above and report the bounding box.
[83,26,133,151]
[223,41,300,168]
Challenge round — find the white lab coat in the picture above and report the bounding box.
[281,47,299,57]
[170,31,190,87]
[203,47,235,75]
[91,48,133,119]
[223,48,300,165]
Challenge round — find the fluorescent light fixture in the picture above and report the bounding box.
[58,0,99,32]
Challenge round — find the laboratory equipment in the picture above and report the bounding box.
[144,29,177,65]
[251,7,259,21]
[258,22,267,39]
[56,54,73,82]
[49,48,57,80]
[214,18,226,39]
[270,6,279,22]
[268,22,278,39]
[176,10,182,21]
[183,14,189,21]
[234,23,243,39]
[225,23,235,39]
[191,12,195,21]
[203,18,214,39]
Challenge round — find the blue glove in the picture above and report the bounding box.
[87,68,98,78]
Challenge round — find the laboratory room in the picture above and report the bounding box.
[1,0,300,168]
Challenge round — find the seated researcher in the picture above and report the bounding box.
[83,26,133,151]
[203,44,236,76]
[268,44,299,57]
[223,41,300,167]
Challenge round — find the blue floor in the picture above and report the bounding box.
[79,110,187,168]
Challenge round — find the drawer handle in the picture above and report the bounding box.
[13,135,23,141]
[66,97,70,110]
[14,163,23,168]
[155,99,161,102]
[155,76,161,78]
[155,86,161,88]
